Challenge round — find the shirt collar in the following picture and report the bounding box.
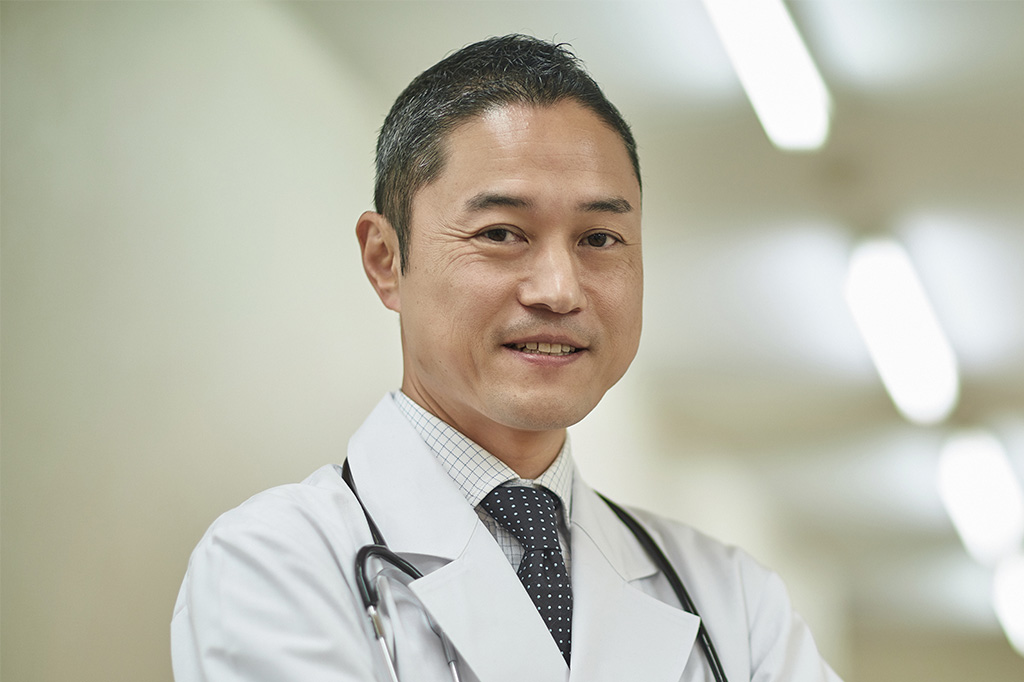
[392,391,574,518]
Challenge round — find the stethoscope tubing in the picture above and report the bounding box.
[345,466,463,682]
[356,544,424,604]
[342,460,728,682]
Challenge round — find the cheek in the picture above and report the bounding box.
[595,272,643,360]
[596,267,643,319]
[426,277,504,352]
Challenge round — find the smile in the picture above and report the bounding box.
[508,342,579,356]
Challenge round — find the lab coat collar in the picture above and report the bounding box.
[347,396,570,680]
[346,396,699,681]
[346,395,478,560]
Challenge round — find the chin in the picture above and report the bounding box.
[494,392,600,432]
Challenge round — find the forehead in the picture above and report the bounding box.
[414,101,640,215]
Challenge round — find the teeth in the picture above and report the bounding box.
[513,342,577,355]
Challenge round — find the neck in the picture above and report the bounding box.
[471,426,565,480]
[401,391,565,480]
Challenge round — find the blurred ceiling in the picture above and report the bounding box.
[286,0,1024,648]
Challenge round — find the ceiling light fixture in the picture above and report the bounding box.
[701,0,831,150]
[994,553,1024,657]
[844,239,959,425]
[938,430,1024,566]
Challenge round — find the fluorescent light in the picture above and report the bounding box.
[938,430,1024,566]
[994,553,1024,657]
[702,0,831,150]
[845,239,959,425]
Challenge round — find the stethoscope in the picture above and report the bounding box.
[342,460,728,682]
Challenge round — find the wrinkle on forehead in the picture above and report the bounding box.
[463,191,634,216]
[437,102,640,190]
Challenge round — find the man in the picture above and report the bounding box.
[172,35,842,682]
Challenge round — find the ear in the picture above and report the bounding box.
[356,211,402,312]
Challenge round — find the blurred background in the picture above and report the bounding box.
[3,1,1023,680]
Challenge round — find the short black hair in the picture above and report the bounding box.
[374,34,641,272]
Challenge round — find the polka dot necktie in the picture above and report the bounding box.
[481,486,573,665]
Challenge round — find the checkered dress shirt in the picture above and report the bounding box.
[393,391,573,572]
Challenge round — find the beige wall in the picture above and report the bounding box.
[852,627,1024,682]
[2,3,397,680]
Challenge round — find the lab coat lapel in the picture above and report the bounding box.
[346,397,476,559]
[569,475,700,682]
[346,397,569,681]
[410,524,569,681]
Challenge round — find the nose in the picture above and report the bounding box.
[518,245,585,314]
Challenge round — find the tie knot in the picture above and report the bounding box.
[480,486,562,552]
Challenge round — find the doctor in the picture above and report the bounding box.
[172,35,842,682]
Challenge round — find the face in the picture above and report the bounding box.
[391,101,643,446]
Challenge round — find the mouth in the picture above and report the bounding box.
[506,342,581,356]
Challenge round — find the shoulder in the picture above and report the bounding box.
[628,508,770,586]
[617,505,842,681]
[187,465,369,563]
[175,464,374,612]
[173,465,373,637]
[576,487,778,625]
[171,466,381,679]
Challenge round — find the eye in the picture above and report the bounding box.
[480,228,513,242]
[583,232,619,248]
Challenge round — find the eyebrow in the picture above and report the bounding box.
[578,197,634,214]
[464,192,634,215]
[465,192,533,213]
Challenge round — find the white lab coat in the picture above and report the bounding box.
[172,395,842,682]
